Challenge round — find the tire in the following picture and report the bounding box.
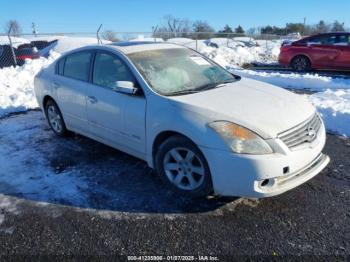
[155,135,213,197]
[44,99,68,137]
[291,55,311,71]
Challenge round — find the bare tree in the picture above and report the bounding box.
[101,30,119,42]
[154,15,193,39]
[192,20,215,39]
[5,20,22,36]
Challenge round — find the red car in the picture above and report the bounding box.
[279,32,350,71]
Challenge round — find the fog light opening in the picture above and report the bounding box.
[283,166,290,174]
[260,179,270,187]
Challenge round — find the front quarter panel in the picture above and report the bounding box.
[145,95,229,168]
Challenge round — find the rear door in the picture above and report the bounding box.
[306,34,340,68]
[87,50,146,156]
[55,50,93,131]
[333,34,350,69]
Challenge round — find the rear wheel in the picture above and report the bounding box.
[291,55,311,71]
[45,99,68,137]
[155,136,213,197]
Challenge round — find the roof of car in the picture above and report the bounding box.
[306,32,350,38]
[107,41,186,54]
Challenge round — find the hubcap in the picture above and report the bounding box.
[47,105,63,133]
[163,147,205,190]
[294,57,307,71]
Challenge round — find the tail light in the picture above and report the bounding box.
[16,54,40,60]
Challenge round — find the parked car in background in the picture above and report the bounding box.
[279,32,350,71]
[0,39,58,68]
[15,46,40,66]
[34,42,329,198]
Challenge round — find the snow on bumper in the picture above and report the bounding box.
[200,125,329,198]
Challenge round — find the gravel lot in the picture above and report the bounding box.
[0,111,349,259]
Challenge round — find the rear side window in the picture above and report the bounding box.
[92,52,135,89]
[63,51,92,81]
[337,35,350,45]
[307,35,337,45]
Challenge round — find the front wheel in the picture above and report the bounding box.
[155,136,213,197]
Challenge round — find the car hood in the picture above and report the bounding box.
[168,77,315,139]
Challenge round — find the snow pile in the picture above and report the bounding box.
[197,39,281,67]
[199,45,260,68]
[309,89,350,136]
[167,38,195,45]
[233,70,350,91]
[130,35,164,42]
[0,52,60,117]
[165,37,281,66]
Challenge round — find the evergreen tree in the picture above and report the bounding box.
[235,25,245,34]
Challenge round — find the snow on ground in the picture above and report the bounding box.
[0,111,202,212]
[0,52,60,117]
[0,112,89,206]
[309,89,350,136]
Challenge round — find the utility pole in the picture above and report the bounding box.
[302,17,307,36]
[32,22,37,37]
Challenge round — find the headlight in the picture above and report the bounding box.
[208,121,273,155]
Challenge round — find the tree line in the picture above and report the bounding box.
[151,16,348,39]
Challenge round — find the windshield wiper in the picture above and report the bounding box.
[166,89,201,96]
[166,79,238,96]
[197,80,237,91]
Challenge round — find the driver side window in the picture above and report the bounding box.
[93,52,135,89]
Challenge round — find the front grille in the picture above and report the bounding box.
[279,114,322,150]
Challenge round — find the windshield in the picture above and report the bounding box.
[127,48,237,96]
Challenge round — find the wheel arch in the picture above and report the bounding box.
[151,130,197,168]
[42,95,55,108]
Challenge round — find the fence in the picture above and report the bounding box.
[0,30,297,69]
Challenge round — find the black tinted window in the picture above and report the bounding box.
[338,35,350,45]
[307,35,337,45]
[93,52,134,89]
[64,52,92,81]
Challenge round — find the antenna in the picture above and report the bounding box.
[97,24,103,44]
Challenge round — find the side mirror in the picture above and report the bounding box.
[113,81,138,95]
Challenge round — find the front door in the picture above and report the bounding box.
[86,51,146,156]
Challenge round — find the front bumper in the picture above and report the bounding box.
[200,124,329,198]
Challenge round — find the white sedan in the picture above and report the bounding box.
[34,42,330,198]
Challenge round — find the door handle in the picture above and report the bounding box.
[52,82,60,89]
[87,96,98,104]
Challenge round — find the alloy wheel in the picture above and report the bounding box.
[47,105,63,133]
[163,147,205,190]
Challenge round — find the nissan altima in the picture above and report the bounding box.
[34,42,330,198]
